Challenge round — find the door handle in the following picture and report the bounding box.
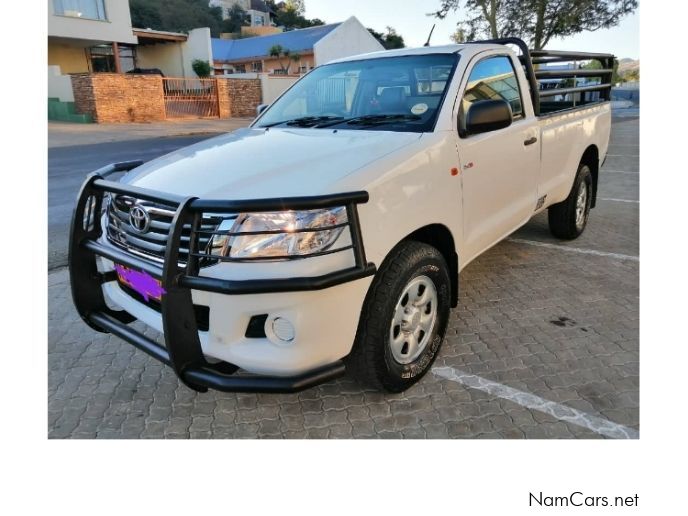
[524,136,538,146]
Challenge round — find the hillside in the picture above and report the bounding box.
[618,58,639,73]
[618,58,640,81]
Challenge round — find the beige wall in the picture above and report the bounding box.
[314,16,384,65]
[48,65,75,102]
[135,28,213,78]
[48,42,90,73]
[48,0,138,44]
[137,43,185,77]
[261,75,299,104]
[182,28,214,77]
[241,26,282,36]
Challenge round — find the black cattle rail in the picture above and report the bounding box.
[69,161,376,393]
[469,38,615,117]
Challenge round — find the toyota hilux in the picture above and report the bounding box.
[69,38,613,393]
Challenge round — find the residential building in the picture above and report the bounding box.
[48,0,138,75]
[210,0,273,27]
[48,0,215,105]
[134,28,215,79]
[211,16,384,75]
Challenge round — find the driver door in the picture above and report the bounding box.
[456,53,541,260]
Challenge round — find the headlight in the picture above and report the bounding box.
[209,207,348,259]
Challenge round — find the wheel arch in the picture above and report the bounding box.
[403,224,459,308]
[581,144,600,208]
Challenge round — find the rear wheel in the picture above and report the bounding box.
[548,163,593,239]
[347,241,451,392]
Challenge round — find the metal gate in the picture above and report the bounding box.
[163,78,219,119]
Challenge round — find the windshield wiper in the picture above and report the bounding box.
[317,114,422,128]
[260,116,344,128]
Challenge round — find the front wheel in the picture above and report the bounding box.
[548,163,593,240]
[347,241,451,392]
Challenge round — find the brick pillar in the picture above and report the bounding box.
[226,78,262,118]
[71,74,97,120]
[216,78,231,119]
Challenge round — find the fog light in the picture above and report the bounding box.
[272,317,295,342]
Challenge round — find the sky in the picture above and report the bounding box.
[305,0,640,60]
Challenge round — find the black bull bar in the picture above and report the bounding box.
[69,161,376,393]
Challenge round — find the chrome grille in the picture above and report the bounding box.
[105,194,228,266]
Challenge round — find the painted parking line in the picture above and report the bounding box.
[599,198,639,204]
[432,366,639,439]
[507,238,639,262]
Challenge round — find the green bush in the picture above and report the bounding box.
[192,59,212,78]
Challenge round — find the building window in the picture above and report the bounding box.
[54,0,107,21]
[252,61,263,72]
[254,14,265,26]
[88,44,136,73]
[118,46,136,72]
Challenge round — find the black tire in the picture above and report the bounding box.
[347,241,451,392]
[548,163,593,240]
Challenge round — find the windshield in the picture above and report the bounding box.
[254,54,459,132]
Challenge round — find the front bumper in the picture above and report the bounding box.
[68,161,376,393]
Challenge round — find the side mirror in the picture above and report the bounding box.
[256,104,268,116]
[465,99,513,135]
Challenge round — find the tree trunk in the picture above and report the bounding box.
[532,0,547,50]
[489,0,499,38]
[478,0,500,39]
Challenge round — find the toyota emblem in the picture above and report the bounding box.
[129,204,151,233]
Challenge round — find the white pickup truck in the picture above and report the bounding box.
[69,38,613,394]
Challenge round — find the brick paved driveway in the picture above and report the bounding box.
[48,118,639,439]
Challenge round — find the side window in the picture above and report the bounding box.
[461,56,524,123]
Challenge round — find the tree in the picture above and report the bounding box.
[432,0,638,50]
[612,59,639,83]
[129,0,162,29]
[623,68,639,82]
[290,52,303,73]
[192,59,212,77]
[129,0,224,37]
[582,58,621,84]
[368,26,406,49]
[269,44,292,74]
[267,1,324,29]
[383,27,405,49]
[285,0,305,14]
[221,4,250,34]
[449,27,467,43]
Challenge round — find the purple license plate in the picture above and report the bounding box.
[115,264,166,302]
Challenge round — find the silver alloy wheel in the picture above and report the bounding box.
[389,275,438,365]
[575,180,588,230]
